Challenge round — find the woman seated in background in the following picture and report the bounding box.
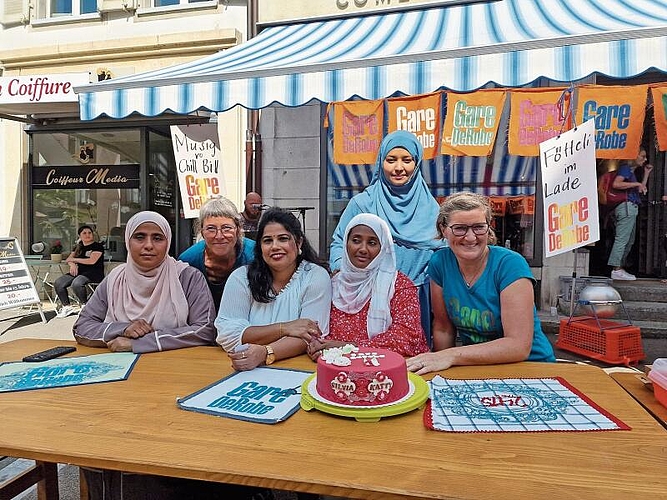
[309,213,428,359]
[73,211,217,353]
[216,207,331,371]
[55,225,104,318]
[407,192,555,375]
[179,196,255,310]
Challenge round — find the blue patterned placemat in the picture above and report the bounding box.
[426,376,630,432]
[0,353,139,392]
[178,367,312,424]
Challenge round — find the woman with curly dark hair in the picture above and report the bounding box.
[215,207,331,370]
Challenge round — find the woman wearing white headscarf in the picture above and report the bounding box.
[310,213,428,359]
[73,211,216,353]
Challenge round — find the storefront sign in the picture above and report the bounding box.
[575,85,647,159]
[331,100,384,164]
[171,124,225,219]
[540,119,599,258]
[0,238,41,311]
[508,88,569,157]
[258,0,477,25]
[0,73,89,105]
[441,90,506,157]
[32,165,140,189]
[387,92,442,159]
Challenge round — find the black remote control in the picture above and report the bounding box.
[22,346,77,362]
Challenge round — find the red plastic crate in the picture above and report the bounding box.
[556,317,645,365]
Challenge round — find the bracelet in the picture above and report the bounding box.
[279,322,283,338]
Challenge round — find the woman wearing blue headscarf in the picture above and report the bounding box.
[330,130,443,344]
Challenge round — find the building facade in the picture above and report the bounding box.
[0,0,248,258]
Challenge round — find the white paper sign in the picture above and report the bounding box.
[0,238,41,310]
[539,119,599,258]
[170,124,226,219]
[177,367,312,424]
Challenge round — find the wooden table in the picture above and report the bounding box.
[610,371,667,428]
[1,339,666,500]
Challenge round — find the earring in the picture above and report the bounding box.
[298,248,302,255]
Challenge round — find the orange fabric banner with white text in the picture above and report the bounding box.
[650,85,667,151]
[387,92,442,159]
[332,100,384,165]
[575,85,647,159]
[508,88,569,157]
[441,90,506,157]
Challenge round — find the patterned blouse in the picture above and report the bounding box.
[328,272,429,356]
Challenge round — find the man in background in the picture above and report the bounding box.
[240,191,263,239]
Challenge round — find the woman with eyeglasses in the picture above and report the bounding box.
[216,207,331,371]
[178,196,255,310]
[406,192,555,375]
[329,130,444,342]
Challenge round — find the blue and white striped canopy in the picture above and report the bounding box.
[77,0,667,120]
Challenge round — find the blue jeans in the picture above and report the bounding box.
[607,202,638,268]
[54,273,90,305]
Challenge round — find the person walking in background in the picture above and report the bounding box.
[55,225,104,318]
[407,192,554,375]
[240,191,263,238]
[329,130,444,343]
[608,148,654,281]
[179,196,255,310]
[309,213,428,359]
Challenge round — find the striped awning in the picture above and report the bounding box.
[77,0,667,120]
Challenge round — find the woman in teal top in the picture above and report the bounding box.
[407,192,554,374]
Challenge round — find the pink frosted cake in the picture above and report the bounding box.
[316,345,409,406]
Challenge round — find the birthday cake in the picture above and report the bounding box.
[315,345,409,406]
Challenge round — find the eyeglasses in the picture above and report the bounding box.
[448,223,489,237]
[203,225,236,236]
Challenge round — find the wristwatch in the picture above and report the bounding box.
[265,345,275,365]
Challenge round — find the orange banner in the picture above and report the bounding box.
[508,88,569,157]
[575,85,647,159]
[489,196,507,217]
[441,90,506,157]
[387,92,442,159]
[650,85,667,151]
[332,100,384,165]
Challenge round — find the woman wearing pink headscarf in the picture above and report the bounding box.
[73,211,216,353]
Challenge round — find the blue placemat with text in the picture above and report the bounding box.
[0,353,139,392]
[178,367,312,424]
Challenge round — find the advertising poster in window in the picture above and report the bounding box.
[539,119,599,258]
[170,124,226,219]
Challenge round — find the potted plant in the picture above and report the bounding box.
[50,240,64,262]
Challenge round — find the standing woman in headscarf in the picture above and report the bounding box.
[329,130,443,341]
[73,211,217,353]
[311,213,428,358]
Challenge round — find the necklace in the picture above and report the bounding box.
[459,248,489,288]
[272,262,302,296]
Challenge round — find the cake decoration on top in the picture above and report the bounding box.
[320,344,358,366]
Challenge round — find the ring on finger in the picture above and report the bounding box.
[242,352,246,359]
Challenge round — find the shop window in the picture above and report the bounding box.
[30,130,143,261]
